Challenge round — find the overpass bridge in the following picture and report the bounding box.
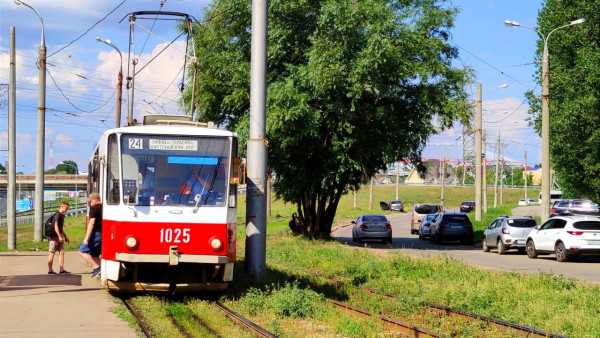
[0,174,88,192]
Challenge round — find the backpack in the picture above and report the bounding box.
[44,212,60,238]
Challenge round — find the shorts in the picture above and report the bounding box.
[48,237,64,253]
[79,232,102,258]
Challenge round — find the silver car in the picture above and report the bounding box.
[352,214,392,243]
[418,213,437,240]
[483,216,537,254]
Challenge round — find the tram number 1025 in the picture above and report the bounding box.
[159,228,191,243]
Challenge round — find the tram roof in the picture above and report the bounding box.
[102,124,237,138]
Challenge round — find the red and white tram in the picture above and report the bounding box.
[87,115,238,292]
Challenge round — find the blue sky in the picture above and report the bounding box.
[0,0,551,173]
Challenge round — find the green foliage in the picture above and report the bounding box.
[240,281,325,318]
[0,162,6,174]
[527,1,600,201]
[187,0,473,237]
[45,160,78,174]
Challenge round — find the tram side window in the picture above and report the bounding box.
[106,134,120,205]
[88,147,100,196]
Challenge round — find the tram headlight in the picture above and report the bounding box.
[125,235,139,250]
[209,236,223,251]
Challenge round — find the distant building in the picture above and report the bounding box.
[405,160,458,185]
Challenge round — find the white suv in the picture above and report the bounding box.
[525,215,600,262]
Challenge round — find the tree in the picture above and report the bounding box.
[527,1,600,201]
[46,161,78,174]
[0,163,6,174]
[187,0,472,237]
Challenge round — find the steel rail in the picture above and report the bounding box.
[328,299,439,337]
[120,297,153,338]
[214,302,277,338]
[363,288,567,338]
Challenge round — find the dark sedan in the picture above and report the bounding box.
[460,201,475,213]
[550,199,600,217]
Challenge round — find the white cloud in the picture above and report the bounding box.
[54,133,74,148]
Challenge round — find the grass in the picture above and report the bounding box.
[4,185,597,337]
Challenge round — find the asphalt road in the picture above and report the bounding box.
[332,211,600,283]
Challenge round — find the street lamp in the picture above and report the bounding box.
[58,162,78,206]
[505,18,585,222]
[96,37,123,128]
[475,83,508,221]
[15,0,46,242]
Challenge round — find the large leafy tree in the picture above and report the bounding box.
[186,0,472,237]
[526,1,600,201]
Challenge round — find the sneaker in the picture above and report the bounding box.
[91,267,101,278]
[48,271,57,275]
[59,270,71,275]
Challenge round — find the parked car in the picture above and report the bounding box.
[389,200,404,212]
[525,215,600,262]
[550,199,600,217]
[429,212,473,244]
[459,201,475,213]
[352,214,392,243]
[518,198,538,206]
[411,203,442,234]
[482,216,537,254]
[418,213,438,240]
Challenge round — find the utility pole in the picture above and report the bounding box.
[500,145,505,204]
[524,149,528,201]
[483,129,488,213]
[369,177,374,210]
[395,161,399,200]
[15,1,46,242]
[475,84,482,221]
[493,133,500,208]
[353,189,357,208]
[440,157,445,209]
[245,0,268,279]
[7,27,17,249]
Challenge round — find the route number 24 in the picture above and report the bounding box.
[159,228,190,243]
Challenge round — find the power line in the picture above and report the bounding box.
[48,0,126,59]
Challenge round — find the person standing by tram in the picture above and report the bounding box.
[79,193,103,278]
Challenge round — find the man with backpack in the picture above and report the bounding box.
[47,201,70,275]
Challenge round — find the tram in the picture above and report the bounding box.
[87,114,239,292]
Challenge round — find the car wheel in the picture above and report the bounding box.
[385,237,392,244]
[482,239,490,252]
[526,239,537,258]
[497,239,506,255]
[555,242,569,262]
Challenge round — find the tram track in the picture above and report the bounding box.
[362,288,567,338]
[327,298,439,337]
[119,295,276,337]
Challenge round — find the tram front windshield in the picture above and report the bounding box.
[109,135,230,207]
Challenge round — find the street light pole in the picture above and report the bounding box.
[475,83,507,221]
[504,18,585,222]
[15,0,46,242]
[96,37,123,128]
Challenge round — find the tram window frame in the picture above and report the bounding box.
[106,134,120,205]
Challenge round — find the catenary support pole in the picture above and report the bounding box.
[483,129,488,213]
[524,149,528,201]
[245,0,268,279]
[493,132,500,208]
[7,27,17,249]
[475,84,482,221]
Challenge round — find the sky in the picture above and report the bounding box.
[0,0,551,173]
